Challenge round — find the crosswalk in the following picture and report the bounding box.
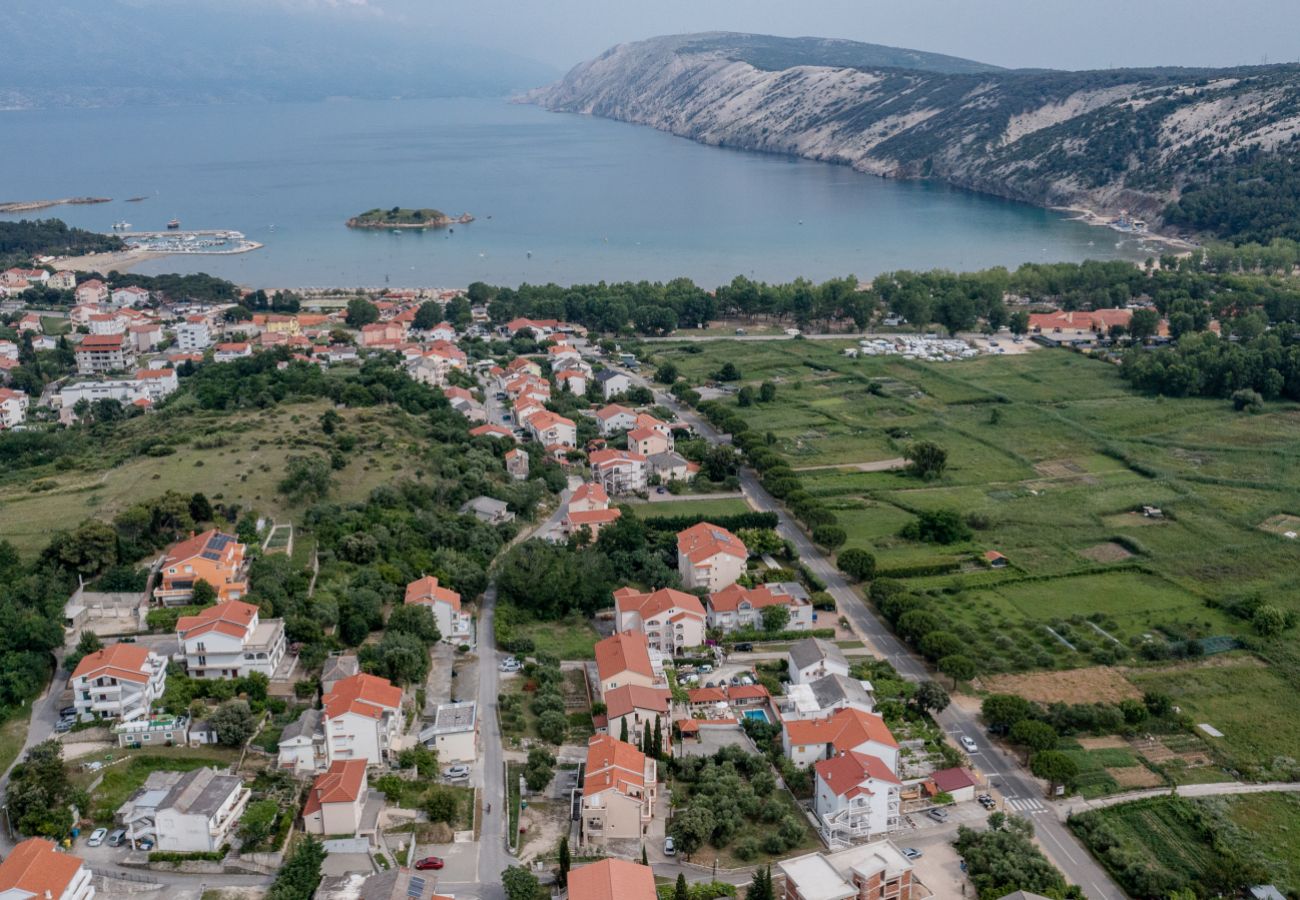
[1005,796,1046,813]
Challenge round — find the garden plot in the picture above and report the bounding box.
[1078,542,1135,563]
[1258,513,1300,538]
[978,667,1140,705]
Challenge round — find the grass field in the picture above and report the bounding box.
[630,498,753,520]
[0,401,422,558]
[649,338,1300,781]
[1219,792,1300,890]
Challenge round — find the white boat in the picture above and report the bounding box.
[112,221,131,230]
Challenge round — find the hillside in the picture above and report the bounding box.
[528,33,1300,238]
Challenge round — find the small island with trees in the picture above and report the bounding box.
[346,207,474,230]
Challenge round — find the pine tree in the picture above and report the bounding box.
[674,874,689,900]
[620,717,629,743]
[643,720,652,754]
[748,866,773,900]
[641,844,648,866]
[652,716,663,760]
[557,836,570,889]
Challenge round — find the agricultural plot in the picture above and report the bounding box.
[630,498,753,520]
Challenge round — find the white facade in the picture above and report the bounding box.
[590,451,648,495]
[71,646,167,722]
[118,768,250,853]
[176,320,212,351]
[0,839,95,900]
[0,389,28,429]
[813,754,901,846]
[420,702,478,762]
[598,372,632,399]
[176,601,287,680]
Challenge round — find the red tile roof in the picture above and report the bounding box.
[785,707,897,751]
[614,587,705,622]
[71,643,152,684]
[567,508,622,527]
[0,838,85,899]
[707,583,796,613]
[571,482,609,506]
[583,734,648,798]
[604,684,671,720]
[323,673,402,720]
[568,859,657,900]
[677,522,747,566]
[176,600,258,641]
[930,766,978,793]
[595,403,636,421]
[595,631,654,682]
[815,750,901,798]
[404,575,462,612]
[589,448,646,468]
[303,759,368,816]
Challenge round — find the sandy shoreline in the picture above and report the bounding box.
[1051,205,1198,252]
[55,249,169,274]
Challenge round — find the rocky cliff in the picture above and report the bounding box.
[528,33,1300,231]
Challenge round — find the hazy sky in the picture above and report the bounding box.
[282,0,1300,72]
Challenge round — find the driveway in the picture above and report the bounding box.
[900,829,972,898]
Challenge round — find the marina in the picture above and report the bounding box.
[122,229,261,255]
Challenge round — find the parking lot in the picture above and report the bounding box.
[897,827,972,897]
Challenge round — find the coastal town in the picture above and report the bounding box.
[4,246,1297,900]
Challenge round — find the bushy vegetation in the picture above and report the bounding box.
[0,218,123,265]
[954,813,1081,899]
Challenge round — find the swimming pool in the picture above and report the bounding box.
[743,709,770,723]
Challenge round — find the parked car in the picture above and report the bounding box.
[901,847,922,860]
[663,837,676,856]
[55,719,74,734]
[977,793,996,810]
[415,857,445,871]
[60,706,76,718]
[107,829,127,848]
[698,664,713,674]
[87,828,108,848]
[443,765,471,780]
[739,676,754,686]
[136,838,154,851]
[734,643,753,653]
[959,736,979,753]
[656,487,667,494]
[729,676,740,685]
[926,808,949,823]
[682,674,700,684]
[704,681,716,689]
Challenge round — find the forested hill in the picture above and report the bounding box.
[528,33,1300,241]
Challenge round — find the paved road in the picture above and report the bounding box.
[0,649,68,850]
[614,364,1128,900]
[475,582,511,900]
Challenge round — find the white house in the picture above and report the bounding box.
[788,638,851,685]
[580,735,657,846]
[75,279,109,305]
[612,587,707,653]
[780,674,876,721]
[706,582,814,633]
[88,313,127,335]
[403,576,468,644]
[0,388,28,430]
[176,318,213,351]
[117,767,250,853]
[589,449,647,495]
[594,631,663,697]
[814,751,902,845]
[420,701,478,763]
[602,685,670,751]
[71,644,167,723]
[596,370,631,400]
[526,410,577,448]
[779,842,916,900]
[213,342,253,363]
[594,404,639,436]
[175,599,287,679]
[676,522,748,591]
[75,334,136,374]
[277,708,325,775]
[322,673,404,766]
[110,285,151,308]
[49,270,78,290]
[0,838,95,900]
[303,760,370,837]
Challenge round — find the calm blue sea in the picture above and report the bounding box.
[0,97,1157,288]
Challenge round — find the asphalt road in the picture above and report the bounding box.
[0,649,68,851]
[474,582,511,900]
[613,363,1129,900]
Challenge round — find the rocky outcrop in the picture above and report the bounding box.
[527,33,1300,229]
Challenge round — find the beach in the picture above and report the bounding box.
[54,248,169,274]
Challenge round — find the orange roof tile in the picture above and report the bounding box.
[404,575,462,612]
[303,760,368,816]
[615,587,705,622]
[323,673,402,721]
[176,599,258,640]
[595,631,654,682]
[567,508,622,527]
[582,734,647,798]
[589,448,646,468]
[71,643,152,683]
[815,750,900,797]
[603,685,670,719]
[568,859,657,900]
[677,522,747,566]
[784,707,897,752]
[0,838,85,899]
[571,482,609,506]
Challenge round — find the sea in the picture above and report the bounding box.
[0,97,1158,289]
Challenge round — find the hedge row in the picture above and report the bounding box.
[640,511,780,533]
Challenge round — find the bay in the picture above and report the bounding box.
[0,97,1155,288]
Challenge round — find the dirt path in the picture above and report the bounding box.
[792,457,907,473]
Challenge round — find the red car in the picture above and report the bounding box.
[415,857,444,871]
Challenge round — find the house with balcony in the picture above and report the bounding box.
[589,449,648,496]
[707,582,814,633]
[563,481,622,537]
[0,387,29,430]
[783,707,899,771]
[176,317,213,351]
[75,333,136,374]
[278,708,326,774]
[303,760,372,838]
[580,735,657,846]
[602,685,670,752]
[71,644,167,723]
[75,279,109,305]
[117,767,250,853]
[113,714,190,749]
[788,638,851,685]
[780,674,876,721]
[322,673,404,766]
[526,410,577,448]
[594,630,663,697]
[814,751,902,846]
[676,522,748,591]
[613,587,707,653]
[0,838,95,900]
[594,404,639,436]
[176,599,287,679]
[595,370,631,400]
[404,576,469,644]
[779,841,916,900]
[154,530,248,606]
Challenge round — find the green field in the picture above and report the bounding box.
[630,497,753,520]
[649,338,1300,783]
[1071,794,1300,896]
[0,401,421,558]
